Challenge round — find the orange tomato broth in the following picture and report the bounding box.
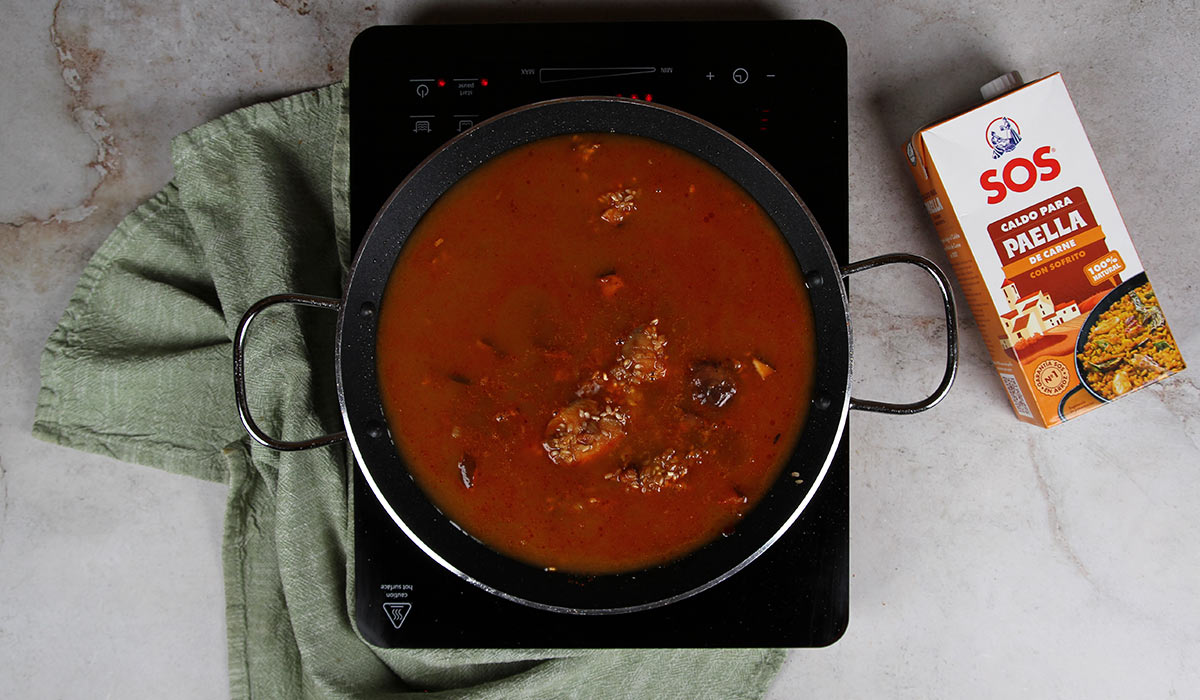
[376,132,816,574]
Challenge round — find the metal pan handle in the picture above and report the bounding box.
[233,293,347,450]
[842,253,958,414]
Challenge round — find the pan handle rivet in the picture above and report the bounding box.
[813,393,832,410]
[365,421,385,439]
[806,271,824,288]
[360,301,376,317]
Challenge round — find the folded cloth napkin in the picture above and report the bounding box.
[31,82,785,698]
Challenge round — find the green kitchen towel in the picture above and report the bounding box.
[31,81,785,698]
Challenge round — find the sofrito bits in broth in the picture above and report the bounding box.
[376,133,816,575]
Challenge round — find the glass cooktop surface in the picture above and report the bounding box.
[348,20,848,648]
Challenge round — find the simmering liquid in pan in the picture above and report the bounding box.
[376,132,816,574]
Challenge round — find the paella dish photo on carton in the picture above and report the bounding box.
[1077,281,1184,400]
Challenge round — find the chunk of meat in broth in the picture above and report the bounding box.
[578,321,669,397]
[543,321,667,465]
[543,399,628,466]
[610,320,668,388]
[689,359,742,409]
[600,188,639,225]
[607,449,704,493]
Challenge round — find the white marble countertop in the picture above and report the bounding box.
[2,2,1197,698]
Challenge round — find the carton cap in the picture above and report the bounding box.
[980,71,1024,101]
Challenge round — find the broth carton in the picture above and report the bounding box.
[905,72,1185,427]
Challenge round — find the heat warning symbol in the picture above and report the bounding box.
[383,602,412,629]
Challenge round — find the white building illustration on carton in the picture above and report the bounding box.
[998,279,1081,349]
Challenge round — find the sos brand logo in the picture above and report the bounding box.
[979,116,1060,204]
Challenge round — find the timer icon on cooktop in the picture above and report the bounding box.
[732,67,749,84]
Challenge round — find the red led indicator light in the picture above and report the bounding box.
[645,93,653,102]
[631,93,640,100]
[481,78,489,87]
[437,79,446,87]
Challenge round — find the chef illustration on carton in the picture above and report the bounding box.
[988,116,1022,159]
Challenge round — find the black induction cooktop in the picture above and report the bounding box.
[348,20,848,648]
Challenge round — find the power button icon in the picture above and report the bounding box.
[732,67,749,84]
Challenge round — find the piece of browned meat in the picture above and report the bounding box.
[542,398,628,465]
[600,188,638,225]
[607,448,703,493]
[610,320,668,387]
[543,321,666,466]
[689,360,741,409]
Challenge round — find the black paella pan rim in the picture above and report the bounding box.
[336,96,852,614]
